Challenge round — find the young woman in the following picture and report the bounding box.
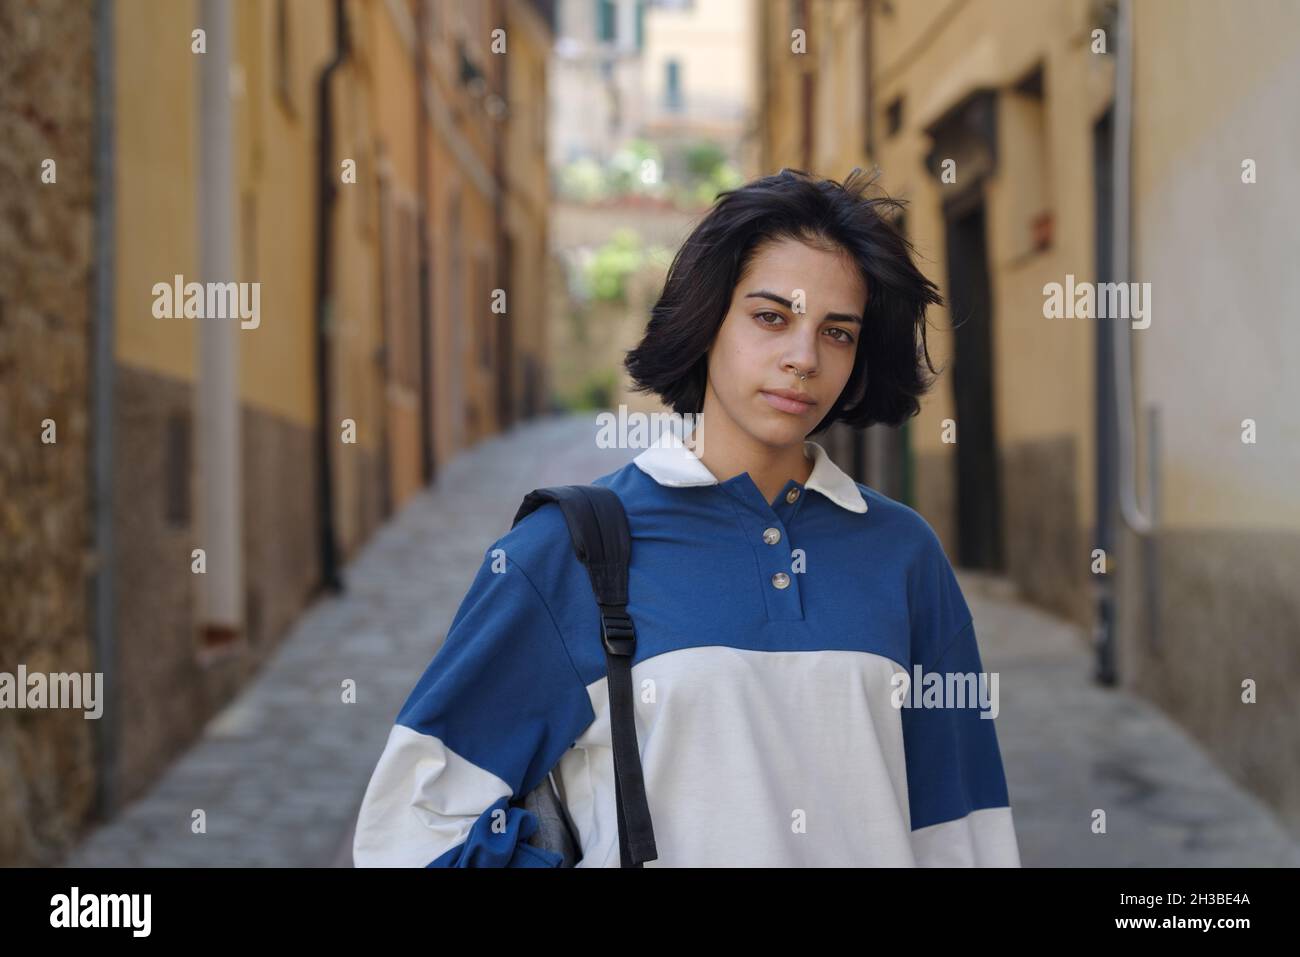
[352,168,1021,867]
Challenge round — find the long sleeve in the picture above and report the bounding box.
[901,616,1021,866]
[900,521,1021,867]
[352,545,596,867]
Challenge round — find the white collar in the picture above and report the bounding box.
[632,430,868,514]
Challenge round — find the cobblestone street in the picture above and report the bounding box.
[64,413,1300,867]
[963,576,1300,866]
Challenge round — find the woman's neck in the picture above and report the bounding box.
[685,421,813,509]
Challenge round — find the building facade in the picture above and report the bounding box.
[757,0,1300,836]
[0,0,555,865]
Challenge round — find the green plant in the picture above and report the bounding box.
[684,141,728,180]
[567,367,619,411]
[606,139,663,197]
[585,228,644,303]
[558,157,608,202]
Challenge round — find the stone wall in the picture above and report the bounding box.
[1001,435,1090,627]
[1118,525,1300,839]
[916,436,1090,629]
[0,0,99,865]
[111,364,324,808]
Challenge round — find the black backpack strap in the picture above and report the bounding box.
[512,485,659,867]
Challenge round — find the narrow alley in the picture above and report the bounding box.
[63,414,1300,868]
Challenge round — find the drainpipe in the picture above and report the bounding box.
[375,154,394,521]
[414,1,436,484]
[196,0,244,641]
[1097,0,1159,684]
[1112,0,1155,539]
[492,0,512,431]
[313,0,349,593]
[91,0,119,818]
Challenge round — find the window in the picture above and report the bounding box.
[665,58,682,112]
[395,205,422,391]
[478,255,493,370]
[164,412,190,527]
[597,0,617,43]
[1007,63,1052,255]
[885,96,903,137]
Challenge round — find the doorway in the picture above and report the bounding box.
[943,188,1004,571]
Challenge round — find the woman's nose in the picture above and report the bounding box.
[781,332,819,375]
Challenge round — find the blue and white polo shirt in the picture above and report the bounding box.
[353,430,1021,867]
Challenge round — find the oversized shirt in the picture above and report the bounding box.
[352,431,1022,867]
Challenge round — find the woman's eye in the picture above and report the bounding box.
[755,311,785,326]
[826,327,856,344]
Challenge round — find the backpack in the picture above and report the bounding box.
[508,485,659,868]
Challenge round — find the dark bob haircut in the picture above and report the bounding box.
[623,167,944,434]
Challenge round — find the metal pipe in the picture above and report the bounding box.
[1093,104,1119,684]
[1096,0,1160,684]
[197,0,244,633]
[414,0,436,484]
[313,0,349,593]
[1111,0,1155,537]
[91,0,119,818]
[492,0,512,430]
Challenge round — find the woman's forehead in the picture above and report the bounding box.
[738,240,867,309]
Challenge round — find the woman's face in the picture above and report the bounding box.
[702,235,866,449]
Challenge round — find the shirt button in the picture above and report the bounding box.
[762,527,781,545]
[771,572,790,589]
[785,487,801,504]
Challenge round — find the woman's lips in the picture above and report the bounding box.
[760,390,817,414]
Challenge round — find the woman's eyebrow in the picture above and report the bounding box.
[744,289,863,325]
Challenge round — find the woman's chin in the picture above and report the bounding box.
[744,415,808,449]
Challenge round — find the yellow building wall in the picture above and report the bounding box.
[113,0,327,430]
[763,0,1106,532]
[113,0,199,381]
[370,0,425,510]
[504,0,553,420]
[114,0,552,501]
[403,0,501,468]
[872,0,1101,532]
[234,0,331,429]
